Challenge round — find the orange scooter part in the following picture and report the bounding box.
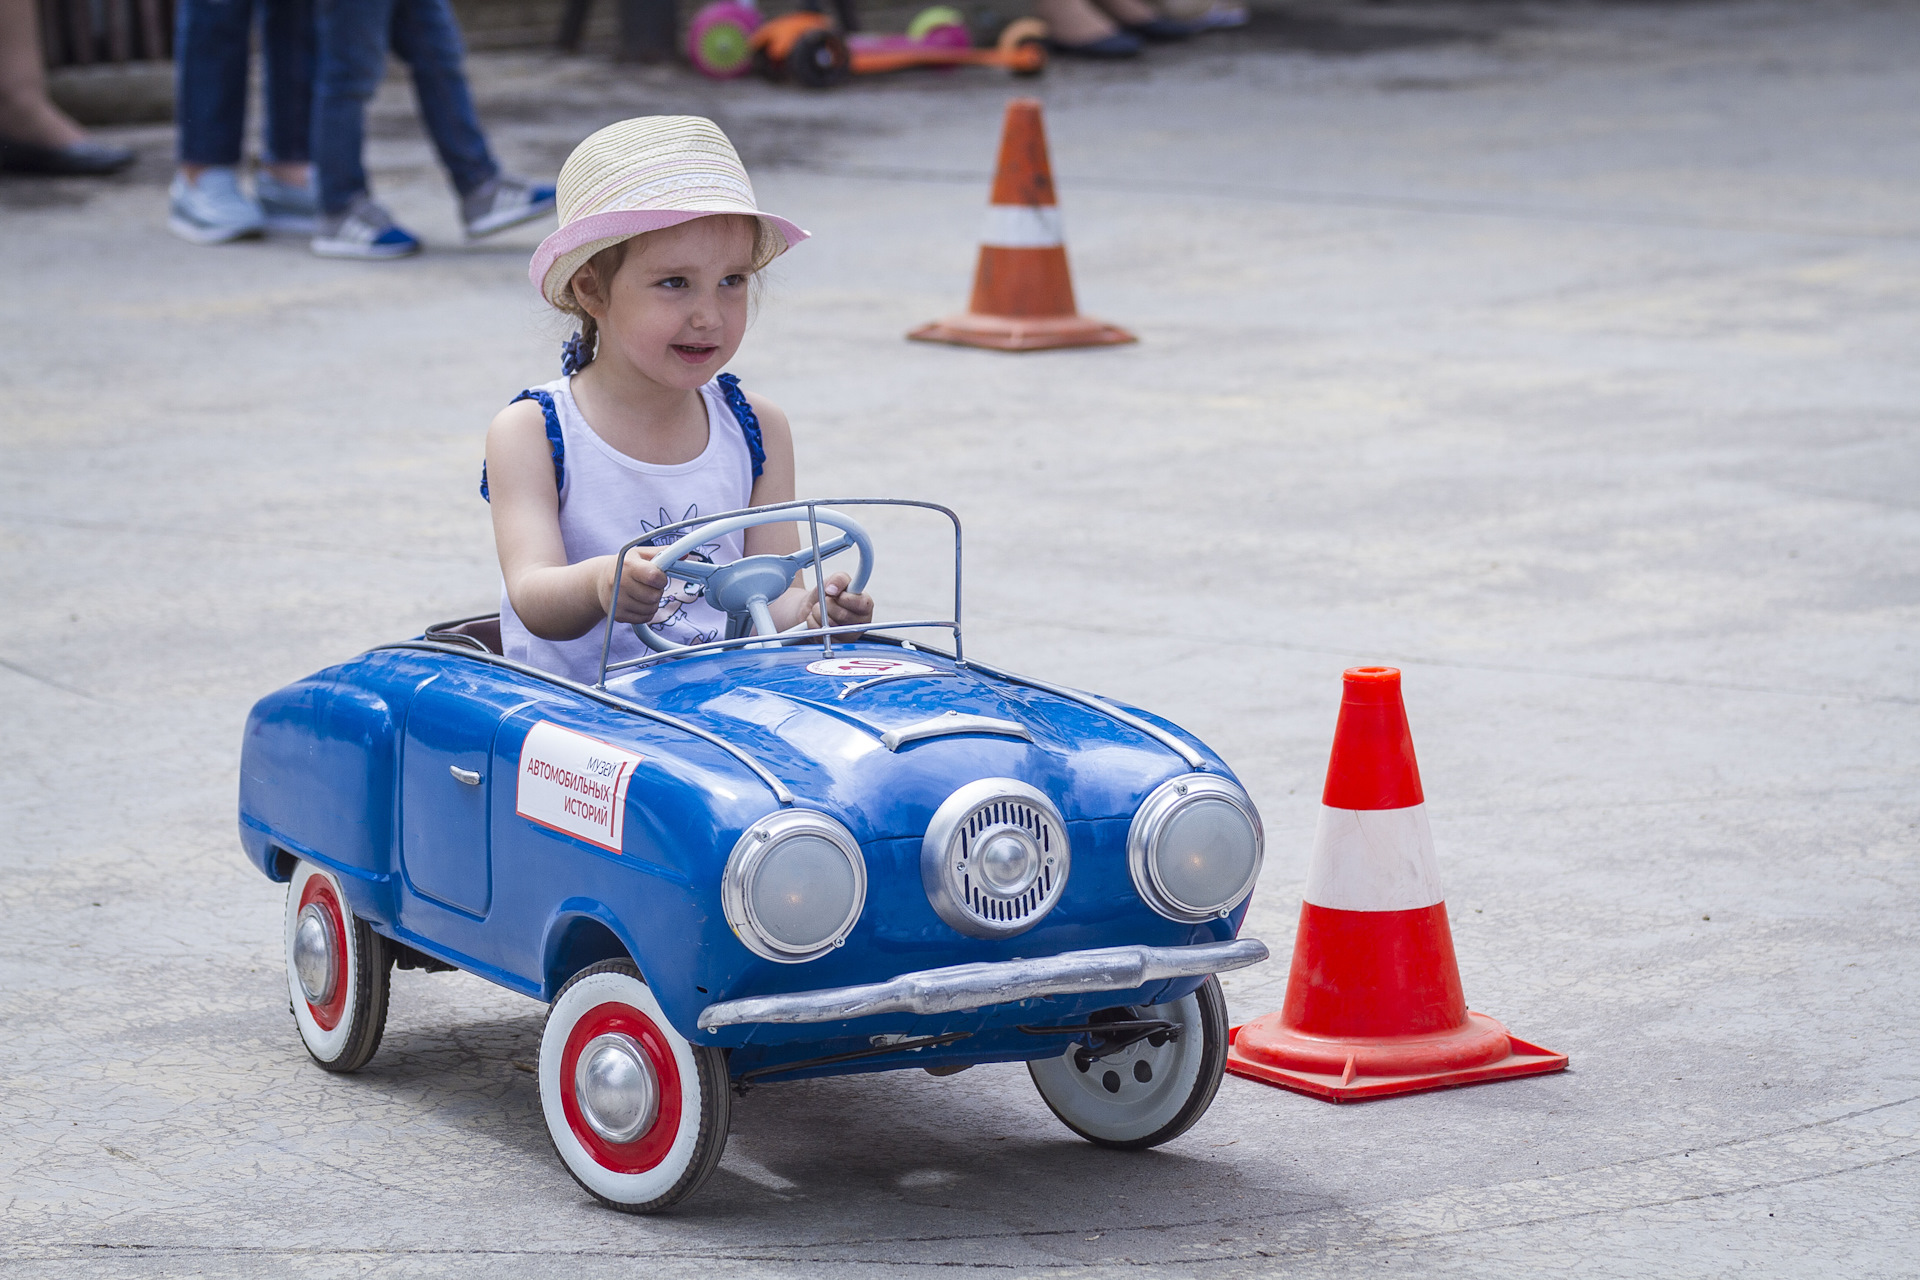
[749,10,830,62]
[749,11,851,87]
[848,17,1048,75]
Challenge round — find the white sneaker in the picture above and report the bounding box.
[311,195,422,260]
[168,168,265,245]
[256,171,319,235]
[461,174,557,239]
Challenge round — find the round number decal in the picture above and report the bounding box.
[806,657,938,678]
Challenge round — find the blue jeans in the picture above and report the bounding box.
[312,0,499,214]
[175,0,315,166]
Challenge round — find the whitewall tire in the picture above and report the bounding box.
[284,860,391,1073]
[539,959,732,1213]
[1028,975,1229,1150]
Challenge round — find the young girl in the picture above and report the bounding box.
[484,116,873,683]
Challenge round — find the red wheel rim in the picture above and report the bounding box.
[559,1001,683,1173]
[297,875,350,1031]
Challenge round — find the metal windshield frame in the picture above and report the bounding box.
[595,498,964,687]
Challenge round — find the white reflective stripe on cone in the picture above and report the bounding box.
[980,205,1065,249]
[1303,804,1445,913]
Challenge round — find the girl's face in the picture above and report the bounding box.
[575,216,756,390]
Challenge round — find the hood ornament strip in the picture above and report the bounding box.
[880,712,1032,752]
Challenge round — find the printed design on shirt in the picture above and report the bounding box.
[637,504,726,644]
[654,551,713,621]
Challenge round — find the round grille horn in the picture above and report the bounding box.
[921,779,1070,939]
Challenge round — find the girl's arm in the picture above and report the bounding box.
[741,393,874,633]
[486,399,667,640]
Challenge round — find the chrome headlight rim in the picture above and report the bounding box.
[1128,774,1264,923]
[921,777,1070,940]
[723,810,867,964]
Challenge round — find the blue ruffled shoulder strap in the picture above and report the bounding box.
[717,372,766,479]
[479,389,565,502]
[478,371,761,500]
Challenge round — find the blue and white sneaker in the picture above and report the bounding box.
[167,168,265,245]
[461,174,557,240]
[311,195,421,260]
[255,170,319,235]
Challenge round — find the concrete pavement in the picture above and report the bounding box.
[2,1,1916,1274]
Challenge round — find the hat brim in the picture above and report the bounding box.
[530,208,810,306]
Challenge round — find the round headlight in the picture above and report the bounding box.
[723,811,866,963]
[921,778,1070,939]
[1127,774,1263,923]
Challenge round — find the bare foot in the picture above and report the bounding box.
[1092,0,1163,26]
[1036,0,1120,44]
[0,0,88,146]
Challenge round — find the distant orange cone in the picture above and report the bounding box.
[909,99,1135,352]
[1226,666,1567,1102]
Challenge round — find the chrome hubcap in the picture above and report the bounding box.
[574,1032,658,1144]
[293,903,338,1005]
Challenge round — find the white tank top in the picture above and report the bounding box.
[499,375,757,683]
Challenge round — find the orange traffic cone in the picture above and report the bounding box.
[1226,666,1567,1102]
[909,99,1135,352]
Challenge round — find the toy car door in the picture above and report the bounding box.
[399,673,532,917]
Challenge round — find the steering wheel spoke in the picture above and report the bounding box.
[777,532,856,581]
[662,557,719,583]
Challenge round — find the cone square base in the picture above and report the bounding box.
[1224,1019,1567,1103]
[908,313,1136,352]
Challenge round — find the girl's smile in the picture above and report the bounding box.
[672,342,720,363]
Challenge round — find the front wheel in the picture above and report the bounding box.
[539,959,732,1213]
[284,860,391,1073]
[1028,975,1229,1150]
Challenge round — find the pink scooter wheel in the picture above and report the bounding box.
[687,2,760,78]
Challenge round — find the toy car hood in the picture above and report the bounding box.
[605,644,1210,837]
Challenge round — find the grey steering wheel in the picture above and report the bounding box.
[630,507,874,654]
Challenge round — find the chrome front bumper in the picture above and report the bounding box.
[695,938,1269,1030]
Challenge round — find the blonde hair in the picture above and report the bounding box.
[555,214,782,369]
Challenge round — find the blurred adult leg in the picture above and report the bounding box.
[386,0,495,198]
[311,0,393,215]
[310,0,420,254]
[255,0,318,229]
[261,0,317,169]
[174,0,255,170]
[0,0,133,170]
[388,0,551,239]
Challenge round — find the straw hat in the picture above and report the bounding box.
[529,116,809,308]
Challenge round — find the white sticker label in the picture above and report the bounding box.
[515,721,644,854]
[806,657,940,678]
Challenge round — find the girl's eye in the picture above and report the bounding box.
[720,273,748,288]
[655,276,689,289]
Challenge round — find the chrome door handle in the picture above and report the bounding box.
[449,766,482,786]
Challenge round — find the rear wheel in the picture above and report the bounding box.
[789,28,851,87]
[1027,975,1228,1150]
[539,959,732,1213]
[284,860,391,1073]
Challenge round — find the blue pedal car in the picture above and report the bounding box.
[239,500,1269,1212]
